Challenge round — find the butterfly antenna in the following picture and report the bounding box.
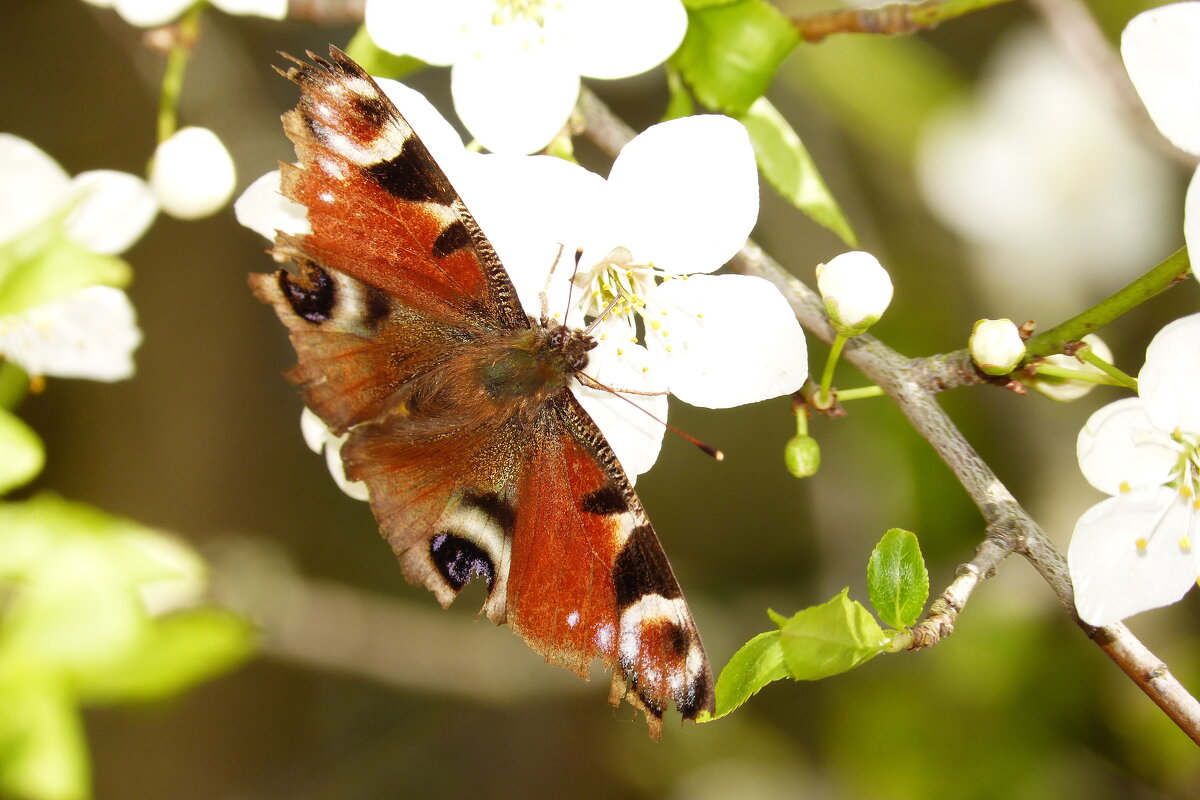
[562,247,584,324]
[540,243,567,321]
[578,373,724,461]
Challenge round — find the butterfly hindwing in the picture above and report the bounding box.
[253,47,714,735]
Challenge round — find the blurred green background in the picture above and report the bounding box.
[3,0,1199,796]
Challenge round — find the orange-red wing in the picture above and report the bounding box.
[277,48,526,331]
[506,397,714,737]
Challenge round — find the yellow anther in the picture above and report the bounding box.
[1118,481,1132,493]
[665,345,673,352]
[697,312,704,319]
[1181,485,1194,500]
[616,348,624,356]
[1181,536,1193,552]
[1135,537,1148,552]
[650,320,662,331]
[641,366,649,373]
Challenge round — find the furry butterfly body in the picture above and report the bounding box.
[251,47,713,736]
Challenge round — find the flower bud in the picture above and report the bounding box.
[150,127,236,220]
[816,251,893,337]
[969,318,1025,375]
[785,434,821,478]
[1031,334,1113,401]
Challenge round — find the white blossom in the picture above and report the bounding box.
[1121,1,1200,281]
[364,0,687,154]
[1030,334,1113,402]
[816,251,893,337]
[969,318,1024,376]
[150,127,237,220]
[81,0,286,26]
[918,28,1174,320]
[0,134,149,382]
[1068,314,1200,626]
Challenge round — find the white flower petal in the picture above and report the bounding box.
[150,127,236,220]
[601,116,757,275]
[211,0,287,18]
[1139,312,1200,434]
[65,170,157,255]
[559,0,686,79]
[1121,1,1200,155]
[458,152,604,318]
[451,38,580,154]
[1069,488,1198,626]
[111,0,194,26]
[0,133,71,245]
[0,286,140,381]
[364,0,488,64]
[573,342,666,479]
[376,78,467,169]
[653,274,807,408]
[235,170,310,241]
[1187,167,1200,285]
[1076,397,1178,495]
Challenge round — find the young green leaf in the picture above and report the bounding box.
[0,408,44,493]
[703,630,789,721]
[776,589,889,680]
[74,610,255,704]
[672,0,799,116]
[0,673,88,800]
[867,528,929,629]
[739,97,859,247]
[663,66,696,121]
[0,215,130,317]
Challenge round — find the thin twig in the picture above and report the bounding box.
[577,86,1200,744]
[793,0,1012,43]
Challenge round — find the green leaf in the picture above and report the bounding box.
[672,0,800,116]
[776,589,888,680]
[345,25,427,80]
[0,213,130,317]
[662,66,695,122]
[739,97,859,246]
[867,528,929,629]
[704,630,789,721]
[0,672,89,800]
[75,610,255,704]
[0,407,44,493]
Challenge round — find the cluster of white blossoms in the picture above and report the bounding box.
[364,0,687,154]
[1067,1,1200,626]
[0,134,154,382]
[237,77,809,486]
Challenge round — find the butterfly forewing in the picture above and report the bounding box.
[252,46,714,735]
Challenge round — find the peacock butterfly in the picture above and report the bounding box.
[250,47,713,737]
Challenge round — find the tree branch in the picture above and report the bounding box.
[577,86,1200,744]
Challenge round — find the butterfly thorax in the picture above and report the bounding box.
[478,321,597,406]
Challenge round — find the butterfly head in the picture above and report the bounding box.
[543,319,598,376]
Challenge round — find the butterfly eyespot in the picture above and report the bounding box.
[430,532,495,591]
[279,263,335,324]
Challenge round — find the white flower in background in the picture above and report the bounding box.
[151,127,237,220]
[365,0,687,154]
[969,318,1024,376]
[0,134,151,381]
[1122,1,1200,280]
[1068,314,1200,626]
[1030,334,1113,401]
[918,28,1174,321]
[816,251,893,337]
[80,0,286,26]
[238,80,807,485]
